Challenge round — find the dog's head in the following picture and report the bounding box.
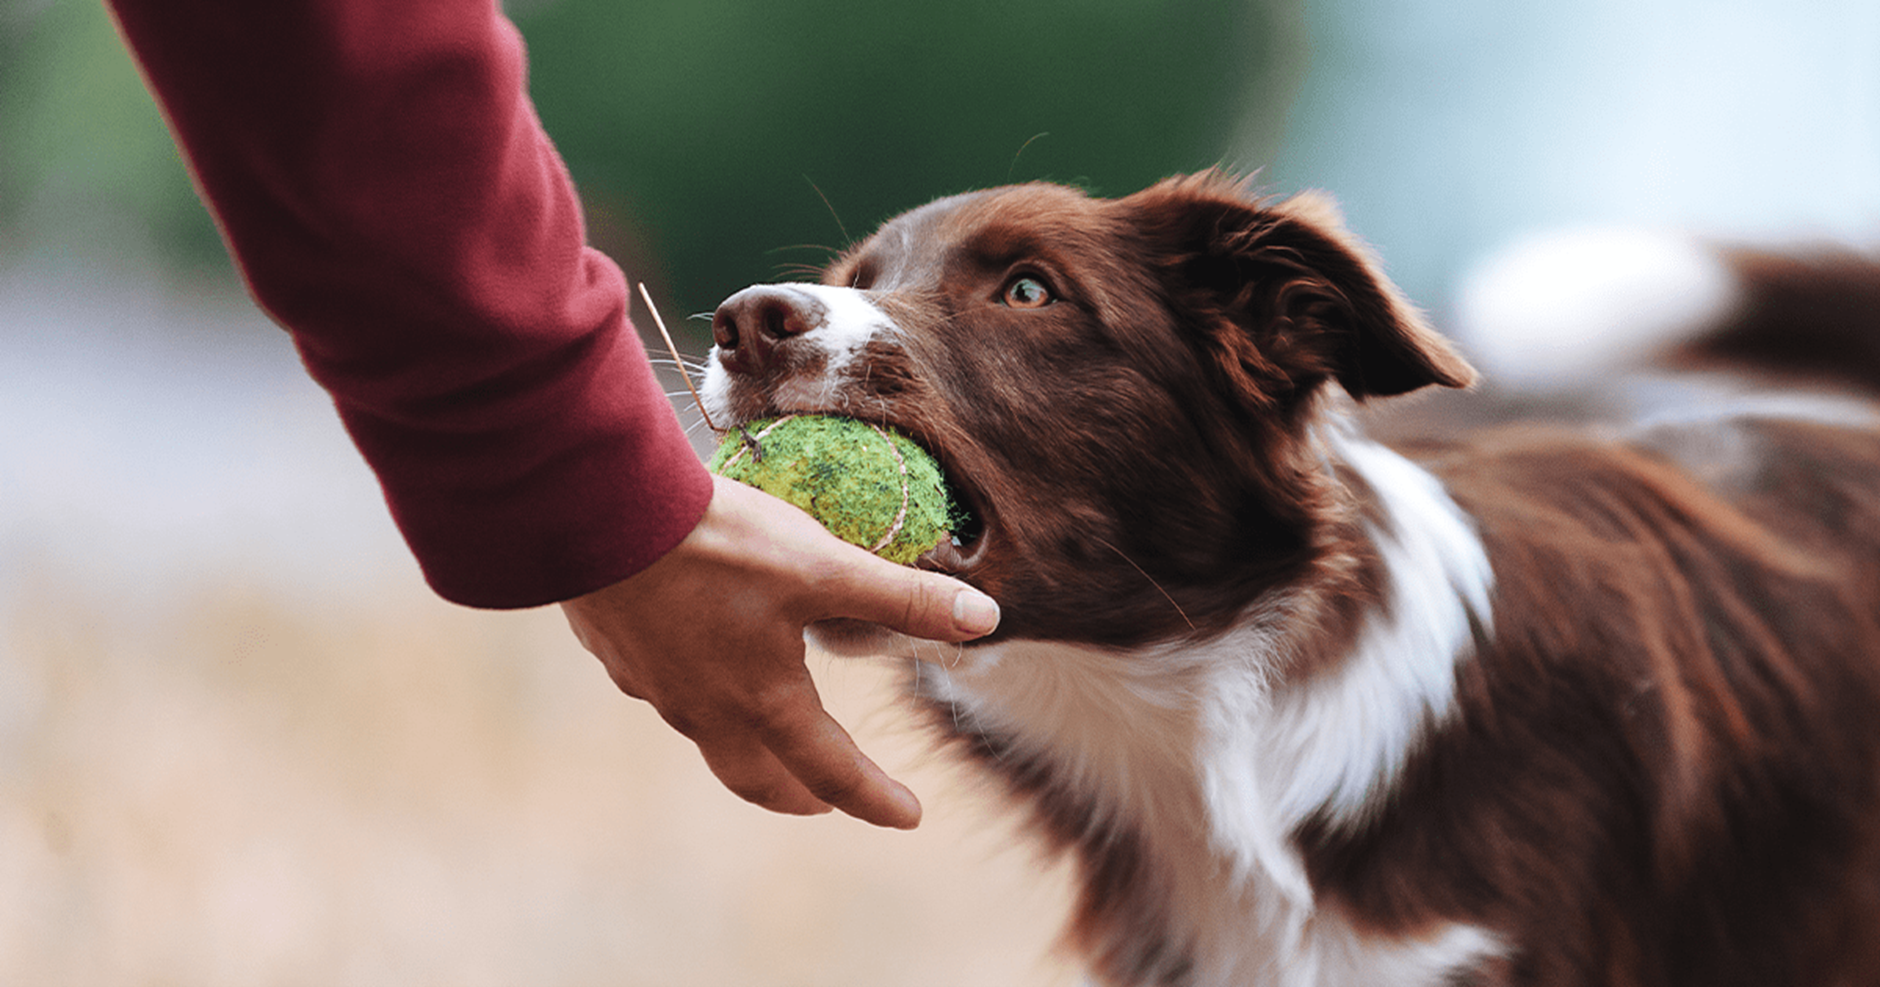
[701,171,1474,646]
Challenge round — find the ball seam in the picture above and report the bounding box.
[864,423,912,554]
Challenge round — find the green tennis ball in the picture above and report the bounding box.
[707,415,970,565]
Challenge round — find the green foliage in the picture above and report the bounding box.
[0,0,1295,329]
[519,0,1285,328]
[0,0,224,265]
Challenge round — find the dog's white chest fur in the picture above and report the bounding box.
[919,433,1502,986]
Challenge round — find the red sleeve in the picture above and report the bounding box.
[105,0,715,608]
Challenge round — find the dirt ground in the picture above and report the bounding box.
[0,569,1079,986]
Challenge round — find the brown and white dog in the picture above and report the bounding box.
[699,171,1880,987]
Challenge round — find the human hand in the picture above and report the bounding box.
[560,474,1001,829]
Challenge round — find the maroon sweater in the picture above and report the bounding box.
[107,0,715,608]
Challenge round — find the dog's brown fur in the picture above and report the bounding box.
[708,171,1880,985]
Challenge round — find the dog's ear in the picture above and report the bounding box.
[1126,174,1475,406]
[1261,191,1477,398]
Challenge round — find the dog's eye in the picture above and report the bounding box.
[1003,276,1053,309]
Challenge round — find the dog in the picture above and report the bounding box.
[698,171,1880,987]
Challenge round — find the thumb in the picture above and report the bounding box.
[819,550,1001,642]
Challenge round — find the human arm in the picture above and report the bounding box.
[105,0,999,826]
[106,0,707,606]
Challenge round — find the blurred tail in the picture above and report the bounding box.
[1456,231,1880,394]
[1664,246,1880,395]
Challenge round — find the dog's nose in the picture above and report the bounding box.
[712,286,818,375]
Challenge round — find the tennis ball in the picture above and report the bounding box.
[707,415,970,565]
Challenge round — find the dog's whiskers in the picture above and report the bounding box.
[650,357,712,376]
[1092,536,1195,632]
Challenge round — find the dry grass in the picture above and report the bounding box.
[0,568,1076,986]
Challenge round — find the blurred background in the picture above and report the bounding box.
[1,0,1876,983]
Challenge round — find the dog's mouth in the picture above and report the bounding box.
[913,467,990,577]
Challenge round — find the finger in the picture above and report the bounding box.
[758,700,923,830]
[692,729,834,818]
[717,476,999,641]
[816,551,1001,643]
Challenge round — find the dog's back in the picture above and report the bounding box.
[1353,418,1880,984]
[1324,236,1880,985]
[1339,238,1880,984]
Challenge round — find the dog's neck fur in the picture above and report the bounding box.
[915,421,1502,986]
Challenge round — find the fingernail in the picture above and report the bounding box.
[952,589,1001,636]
